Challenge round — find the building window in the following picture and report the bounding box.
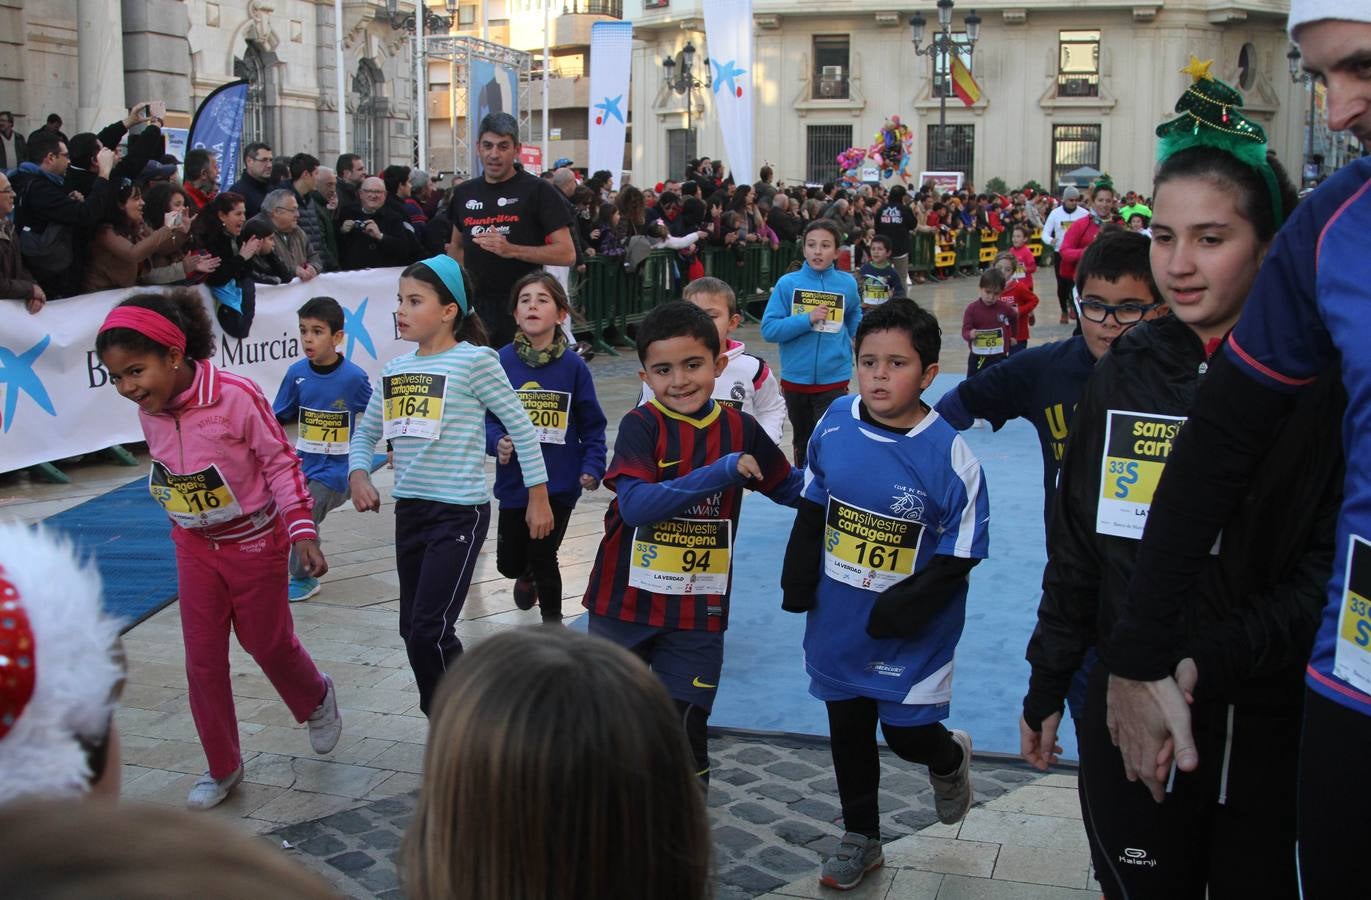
[812,35,850,100]
[931,34,973,99]
[806,124,852,184]
[1237,42,1257,90]
[1057,30,1100,97]
[667,128,697,182]
[353,59,384,172]
[459,4,477,25]
[926,124,974,180]
[1051,124,1102,187]
[235,42,270,147]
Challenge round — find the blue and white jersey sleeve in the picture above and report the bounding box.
[937,433,990,560]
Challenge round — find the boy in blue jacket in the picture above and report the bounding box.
[761,219,862,466]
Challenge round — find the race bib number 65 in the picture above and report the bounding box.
[382,372,447,441]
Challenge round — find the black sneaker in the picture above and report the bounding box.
[513,575,538,611]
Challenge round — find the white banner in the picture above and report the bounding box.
[588,21,633,182]
[703,0,754,187]
[0,269,411,474]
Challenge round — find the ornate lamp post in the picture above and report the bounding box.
[662,41,712,135]
[1287,44,1317,182]
[381,0,456,170]
[909,0,981,170]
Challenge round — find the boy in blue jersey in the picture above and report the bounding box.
[583,301,803,783]
[273,297,373,602]
[781,299,988,891]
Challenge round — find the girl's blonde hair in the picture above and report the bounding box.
[403,629,711,900]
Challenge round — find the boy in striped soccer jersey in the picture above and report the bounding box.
[583,301,803,782]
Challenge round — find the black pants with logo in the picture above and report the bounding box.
[1296,687,1371,898]
[1078,664,1301,899]
[783,387,846,468]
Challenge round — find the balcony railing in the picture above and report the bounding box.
[562,0,622,16]
[1056,73,1099,98]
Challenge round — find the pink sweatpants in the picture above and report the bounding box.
[173,522,326,778]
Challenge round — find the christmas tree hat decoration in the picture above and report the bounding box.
[1156,56,1283,227]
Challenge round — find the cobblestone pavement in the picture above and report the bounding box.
[271,733,1046,899]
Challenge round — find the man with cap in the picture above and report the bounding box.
[1103,5,1371,895]
[1041,186,1089,324]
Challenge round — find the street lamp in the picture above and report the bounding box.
[910,1,981,171]
[662,40,711,134]
[380,1,455,171]
[1288,44,1317,183]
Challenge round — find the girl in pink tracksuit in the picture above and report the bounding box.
[96,291,342,811]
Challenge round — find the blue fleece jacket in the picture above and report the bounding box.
[760,262,862,386]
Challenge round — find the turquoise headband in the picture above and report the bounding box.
[418,254,469,316]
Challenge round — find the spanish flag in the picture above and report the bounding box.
[950,55,981,107]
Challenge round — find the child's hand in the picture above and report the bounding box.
[580,473,600,491]
[736,453,763,480]
[1019,712,1063,771]
[526,494,554,540]
[496,435,514,465]
[807,304,830,325]
[387,450,394,469]
[350,471,381,512]
[294,539,329,578]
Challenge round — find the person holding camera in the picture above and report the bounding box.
[336,176,420,270]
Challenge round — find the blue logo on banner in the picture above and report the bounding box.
[188,81,250,195]
[712,60,748,97]
[344,298,377,361]
[0,335,56,433]
[594,95,625,124]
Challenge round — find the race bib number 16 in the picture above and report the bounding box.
[382,372,447,441]
[1334,534,1371,694]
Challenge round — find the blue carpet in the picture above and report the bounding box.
[42,476,179,633]
[710,372,1076,760]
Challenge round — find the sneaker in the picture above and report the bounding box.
[819,832,884,891]
[929,729,974,824]
[307,674,342,754]
[186,765,243,810]
[288,576,321,603]
[513,575,538,611]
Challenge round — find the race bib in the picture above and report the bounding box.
[1096,410,1184,539]
[382,372,447,441]
[861,277,890,306]
[297,407,350,455]
[627,518,732,595]
[517,388,571,445]
[792,289,845,334]
[148,461,243,528]
[1333,534,1371,694]
[971,329,1005,356]
[823,497,923,592]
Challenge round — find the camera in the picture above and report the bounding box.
[352,220,370,230]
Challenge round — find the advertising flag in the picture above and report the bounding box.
[588,21,633,181]
[187,80,249,194]
[470,57,519,177]
[702,0,754,185]
[951,55,982,107]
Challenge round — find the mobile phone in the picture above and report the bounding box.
[143,104,152,118]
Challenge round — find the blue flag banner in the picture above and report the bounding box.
[188,80,249,194]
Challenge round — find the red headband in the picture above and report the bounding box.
[0,565,36,741]
[98,307,187,353]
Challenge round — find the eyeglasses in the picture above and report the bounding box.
[252,156,272,163]
[1075,296,1162,325]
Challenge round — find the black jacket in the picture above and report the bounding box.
[228,171,271,218]
[10,165,111,298]
[1024,316,1343,727]
[336,201,421,270]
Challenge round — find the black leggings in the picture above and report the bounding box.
[1297,687,1371,897]
[1055,267,1075,317]
[1078,664,1301,899]
[496,502,574,621]
[826,698,962,839]
[784,387,846,467]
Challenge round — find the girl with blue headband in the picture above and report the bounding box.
[347,255,553,715]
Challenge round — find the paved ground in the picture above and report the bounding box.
[1,275,1093,898]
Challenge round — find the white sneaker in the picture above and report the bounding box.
[307,673,342,754]
[186,766,243,810]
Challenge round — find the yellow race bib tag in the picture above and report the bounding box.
[792,289,845,334]
[628,518,732,595]
[517,388,572,445]
[1096,410,1185,539]
[382,372,447,441]
[297,407,350,455]
[971,329,1005,355]
[149,461,243,528]
[861,277,890,306]
[1334,534,1371,694]
[823,497,923,592]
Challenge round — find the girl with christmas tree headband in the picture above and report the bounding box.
[1021,57,1338,898]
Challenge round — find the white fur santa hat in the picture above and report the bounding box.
[0,524,124,806]
[1289,1,1371,37]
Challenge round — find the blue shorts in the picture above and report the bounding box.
[809,678,949,727]
[588,614,724,712]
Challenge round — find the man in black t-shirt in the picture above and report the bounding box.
[874,184,916,289]
[451,113,575,345]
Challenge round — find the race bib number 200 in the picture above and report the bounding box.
[823,497,922,592]
[517,388,571,445]
[382,372,447,441]
[1334,534,1371,694]
[628,518,732,595]
[1096,410,1184,539]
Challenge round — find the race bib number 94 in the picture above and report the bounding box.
[823,497,923,592]
[149,461,243,528]
[297,407,350,455]
[1096,410,1185,539]
[792,289,845,334]
[517,388,571,445]
[1334,534,1371,694]
[628,518,732,595]
[382,372,447,441]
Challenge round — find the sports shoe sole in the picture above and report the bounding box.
[818,854,884,891]
[289,581,322,603]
